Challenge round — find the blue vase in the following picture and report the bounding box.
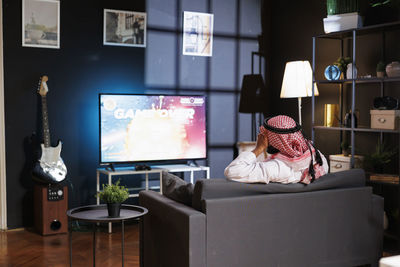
[324,65,341,80]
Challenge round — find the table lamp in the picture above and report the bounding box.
[280,60,319,125]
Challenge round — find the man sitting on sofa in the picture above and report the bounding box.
[225,115,329,184]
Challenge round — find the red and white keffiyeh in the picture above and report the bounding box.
[260,115,326,184]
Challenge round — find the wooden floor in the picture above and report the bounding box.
[0,222,140,267]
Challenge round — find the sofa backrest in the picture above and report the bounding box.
[192,168,366,211]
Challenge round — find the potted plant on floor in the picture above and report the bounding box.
[97,180,129,217]
[364,142,396,174]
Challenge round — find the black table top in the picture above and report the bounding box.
[66,204,148,223]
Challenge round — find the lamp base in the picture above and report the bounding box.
[298,97,302,125]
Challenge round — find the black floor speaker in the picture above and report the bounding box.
[34,184,68,235]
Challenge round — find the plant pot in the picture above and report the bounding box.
[342,149,349,156]
[377,71,385,78]
[107,203,121,218]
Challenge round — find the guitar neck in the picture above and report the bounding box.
[41,95,51,147]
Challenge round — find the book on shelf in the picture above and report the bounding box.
[369,174,399,184]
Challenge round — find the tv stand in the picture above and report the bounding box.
[151,164,210,184]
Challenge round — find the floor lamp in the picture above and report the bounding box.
[280,60,319,125]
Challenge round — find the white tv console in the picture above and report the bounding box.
[96,164,210,204]
[151,164,210,183]
[96,164,210,233]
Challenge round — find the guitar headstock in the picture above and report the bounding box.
[37,76,49,96]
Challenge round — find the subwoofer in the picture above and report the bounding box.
[34,184,68,235]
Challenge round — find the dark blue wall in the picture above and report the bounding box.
[4,0,261,228]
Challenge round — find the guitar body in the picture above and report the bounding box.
[33,140,67,184]
[33,76,67,184]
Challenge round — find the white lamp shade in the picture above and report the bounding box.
[280,60,319,98]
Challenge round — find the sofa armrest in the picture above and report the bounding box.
[139,190,206,267]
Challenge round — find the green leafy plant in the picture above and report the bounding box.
[334,57,352,73]
[370,0,396,7]
[364,142,397,173]
[327,0,360,15]
[341,140,351,156]
[376,61,386,72]
[97,180,129,203]
[341,140,350,150]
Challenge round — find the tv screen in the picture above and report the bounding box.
[99,94,207,164]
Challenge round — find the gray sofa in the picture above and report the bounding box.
[139,169,383,267]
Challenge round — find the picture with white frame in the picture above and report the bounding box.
[183,11,214,57]
[22,0,60,49]
[104,9,146,47]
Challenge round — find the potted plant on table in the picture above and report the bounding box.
[97,180,129,217]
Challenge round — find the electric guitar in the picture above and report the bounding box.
[33,76,67,184]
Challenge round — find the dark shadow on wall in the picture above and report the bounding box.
[144,0,263,176]
[20,134,37,226]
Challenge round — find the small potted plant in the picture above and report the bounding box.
[97,180,129,217]
[376,61,386,78]
[341,140,350,156]
[334,57,352,78]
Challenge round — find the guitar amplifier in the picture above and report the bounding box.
[34,184,68,235]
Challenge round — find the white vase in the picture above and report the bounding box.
[386,61,400,77]
[346,63,357,79]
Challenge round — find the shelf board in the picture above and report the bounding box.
[316,77,400,84]
[367,179,400,187]
[315,20,400,39]
[313,125,400,133]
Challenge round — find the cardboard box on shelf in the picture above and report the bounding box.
[329,154,364,173]
[370,109,400,130]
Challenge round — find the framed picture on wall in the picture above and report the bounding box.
[104,9,146,47]
[22,0,60,49]
[182,11,214,57]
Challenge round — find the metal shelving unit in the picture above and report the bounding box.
[311,21,400,168]
[311,21,400,250]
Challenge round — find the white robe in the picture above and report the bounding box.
[224,151,329,184]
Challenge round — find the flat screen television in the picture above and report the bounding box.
[99,94,207,164]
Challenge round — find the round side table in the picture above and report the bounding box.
[67,204,148,267]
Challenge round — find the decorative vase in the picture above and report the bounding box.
[107,203,121,217]
[324,65,341,80]
[346,63,357,79]
[386,61,400,77]
[344,110,358,128]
